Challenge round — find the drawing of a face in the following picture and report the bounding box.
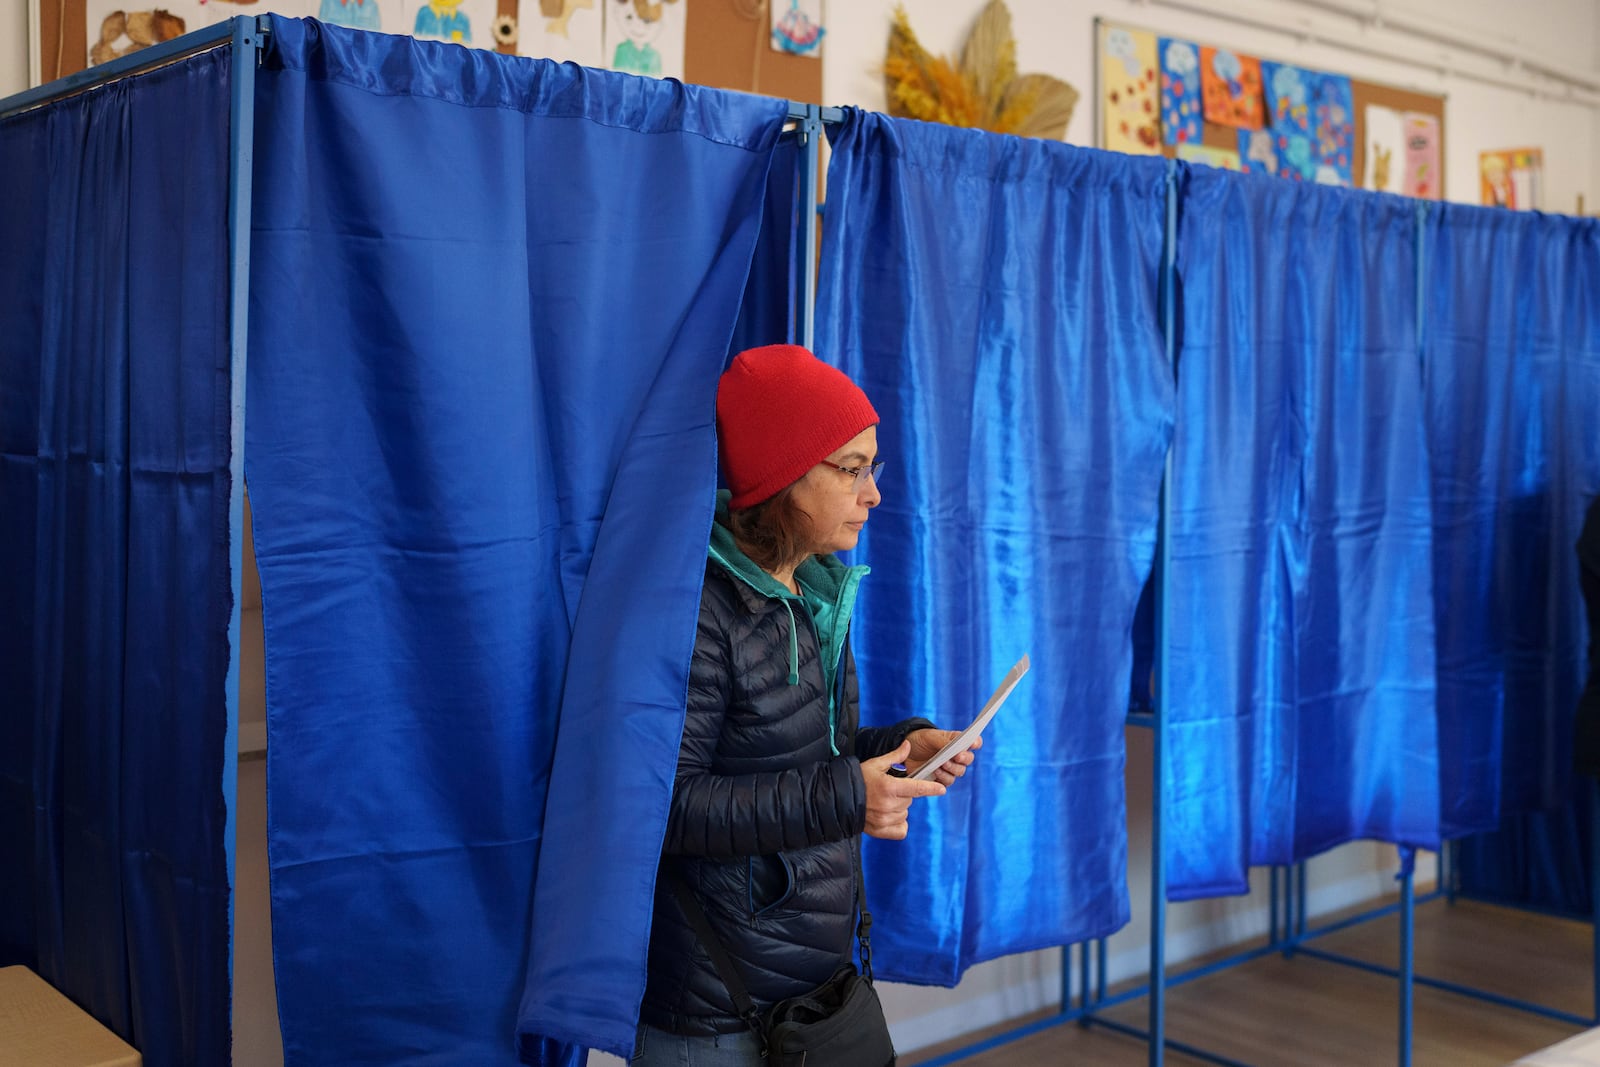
[610,0,663,46]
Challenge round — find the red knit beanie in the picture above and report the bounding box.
[716,344,879,509]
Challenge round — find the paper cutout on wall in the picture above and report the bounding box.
[603,0,685,79]
[1480,148,1544,209]
[1099,24,1161,154]
[1402,112,1441,199]
[320,0,384,31]
[1200,46,1264,129]
[1311,74,1353,185]
[1177,143,1242,171]
[413,0,495,44]
[1238,127,1278,176]
[1277,131,1317,181]
[1159,38,1202,146]
[519,0,603,64]
[1362,104,1405,193]
[771,0,823,56]
[1261,61,1310,136]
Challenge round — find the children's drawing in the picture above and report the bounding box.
[88,7,186,66]
[771,0,823,56]
[1402,113,1441,200]
[1260,62,1309,136]
[1200,46,1263,129]
[604,0,684,79]
[1282,133,1317,180]
[1480,148,1543,209]
[1098,24,1160,154]
[1238,127,1278,175]
[1362,104,1405,193]
[415,0,473,42]
[1177,143,1241,171]
[1311,74,1353,185]
[320,0,382,31]
[521,0,603,64]
[1159,38,1201,146]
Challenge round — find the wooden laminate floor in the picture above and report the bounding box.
[902,897,1593,1067]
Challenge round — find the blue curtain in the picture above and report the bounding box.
[0,50,234,1067]
[1435,208,1600,907]
[816,110,1173,984]
[728,135,800,355]
[245,18,784,1064]
[1426,206,1600,838]
[1167,168,1439,899]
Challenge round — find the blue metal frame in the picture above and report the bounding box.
[0,19,240,120]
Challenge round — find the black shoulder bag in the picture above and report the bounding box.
[668,846,896,1066]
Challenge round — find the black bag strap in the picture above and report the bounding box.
[667,842,874,1047]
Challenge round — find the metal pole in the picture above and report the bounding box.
[1399,854,1415,1067]
[1149,157,1180,1067]
[794,104,822,352]
[224,12,266,1031]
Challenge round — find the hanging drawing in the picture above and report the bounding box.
[1200,46,1263,129]
[1177,143,1241,171]
[886,2,1079,140]
[1260,61,1310,136]
[520,0,603,64]
[604,0,685,79]
[1098,24,1160,153]
[1480,148,1544,209]
[771,0,823,57]
[1159,38,1202,146]
[1237,127,1278,176]
[1402,112,1441,200]
[1362,104,1405,193]
[1311,74,1353,185]
[319,0,384,31]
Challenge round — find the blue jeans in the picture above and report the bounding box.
[629,1023,764,1066]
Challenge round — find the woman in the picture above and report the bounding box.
[633,344,977,1064]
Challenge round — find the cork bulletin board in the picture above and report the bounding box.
[1094,18,1446,197]
[32,0,821,105]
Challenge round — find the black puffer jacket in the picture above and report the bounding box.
[638,554,932,1036]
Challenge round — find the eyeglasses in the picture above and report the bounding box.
[818,458,885,493]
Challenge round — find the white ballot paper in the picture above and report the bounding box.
[909,654,1030,781]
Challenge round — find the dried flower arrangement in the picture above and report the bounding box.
[884,1,1079,139]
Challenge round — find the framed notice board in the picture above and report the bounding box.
[1094,18,1445,197]
[33,0,821,105]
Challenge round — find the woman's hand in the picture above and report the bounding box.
[859,742,945,840]
[903,728,982,787]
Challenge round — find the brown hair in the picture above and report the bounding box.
[725,483,813,573]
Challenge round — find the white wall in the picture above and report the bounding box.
[1,0,30,97]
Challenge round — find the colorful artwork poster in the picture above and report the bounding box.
[1362,104,1406,193]
[1238,127,1278,176]
[603,0,686,79]
[1277,131,1317,181]
[519,0,603,65]
[1099,25,1161,154]
[771,0,823,56]
[1260,61,1310,136]
[1480,147,1544,209]
[87,0,313,65]
[1177,143,1242,171]
[1311,74,1354,185]
[1159,38,1202,146]
[1402,112,1442,200]
[1200,46,1264,130]
[410,0,497,45]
